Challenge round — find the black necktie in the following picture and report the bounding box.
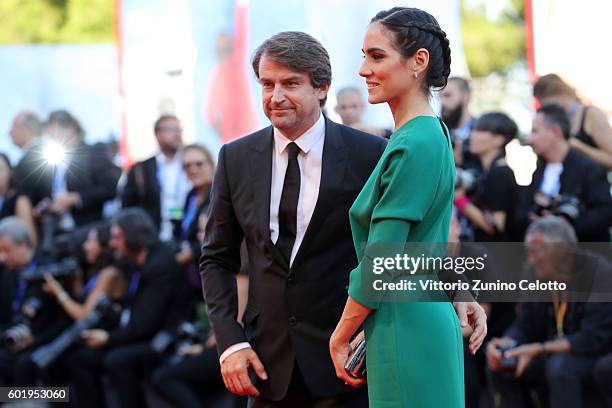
[276,142,301,264]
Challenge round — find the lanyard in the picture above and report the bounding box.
[12,280,28,315]
[127,271,142,299]
[180,195,199,241]
[12,262,36,314]
[552,290,568,338]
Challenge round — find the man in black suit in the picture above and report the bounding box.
[12,110,119,229]
[121,115,191,241]
[67,208,181,408]
[516,104,612,242]
[201,32,486,407]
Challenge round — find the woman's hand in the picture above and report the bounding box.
[329,332,366,388]
[43,273,64,297]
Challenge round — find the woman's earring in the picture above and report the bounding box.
[413,71,418,79]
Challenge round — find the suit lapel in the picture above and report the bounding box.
[291,119,347,272]
[250,127,289,269]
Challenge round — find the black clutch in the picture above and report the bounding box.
[344,339,366,378]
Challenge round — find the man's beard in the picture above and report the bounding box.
[442,103,464,130]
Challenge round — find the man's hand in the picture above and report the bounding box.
[82,329,109,348]
[454,301,487,355]
[485,337,514,372]
[12,333,34,353]
[221,348,267,397]
[506,343,543,378]
[49,193,80,213]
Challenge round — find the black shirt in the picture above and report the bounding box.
[472,158,519,242]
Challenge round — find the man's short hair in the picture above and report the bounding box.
[448,77,470,94]
[251,31,332,107]
[336,86,362,100]
[537,104,570,140]
[113,208,158,252]
[0,217,33,248]
[526,215,577,244]
[473,112,518,146]
[154,115,179,133]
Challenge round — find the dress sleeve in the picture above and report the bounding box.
[349,140,443,309]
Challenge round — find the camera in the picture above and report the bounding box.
[497,339,518,371]
[454,168,479,195]
[1,297,42,349]
[533,193,582,223]
[30,295,121,369]
[20,258,79,283]
[151,321,208,355]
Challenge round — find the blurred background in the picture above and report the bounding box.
[2,0,607,172]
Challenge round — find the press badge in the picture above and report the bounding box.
[119,309,131,327]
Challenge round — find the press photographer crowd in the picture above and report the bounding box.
[1,72,612,408]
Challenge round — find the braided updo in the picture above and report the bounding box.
[372,7,451,91]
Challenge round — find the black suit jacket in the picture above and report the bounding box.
[13,142,120,227]
[516,149,612,242]
[122,157,162,229]
[107,242,181,347]
[200,118,386,400]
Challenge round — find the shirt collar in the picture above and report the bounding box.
[273,113,325,156]
[156,150,181,166]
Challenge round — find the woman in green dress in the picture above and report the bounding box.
[330,7,474,407]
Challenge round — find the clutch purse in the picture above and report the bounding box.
[344,339,366,378]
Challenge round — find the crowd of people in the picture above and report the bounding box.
[0,110,246,407]
[1,10,612,408]
[436,74,612,408]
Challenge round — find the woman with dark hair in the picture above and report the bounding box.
[533,74,612,170]
[0,152,36,242]
[330,7,482,407]
[455,112,520,242]
[42,224,125,321]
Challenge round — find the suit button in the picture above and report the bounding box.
[287,277,294,286]
[289,317,297,326]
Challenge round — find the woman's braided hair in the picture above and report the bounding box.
[372,7,451,91]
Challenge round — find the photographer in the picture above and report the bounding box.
[4,225,126,388]
[454,112,520,242]
[21,110,119,233]
[43,225,125,321]
[67,208,181,408]
[516,104,612,242]
[150,330,225,408]
[485,217,612,408]
[0,217,69,386]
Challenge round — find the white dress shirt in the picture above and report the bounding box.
[156,151,192,241]
[540,162,564,196]
[219,113,325,364]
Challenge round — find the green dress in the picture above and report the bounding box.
[348,116,464,407]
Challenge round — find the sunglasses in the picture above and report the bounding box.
[183,161,206,170]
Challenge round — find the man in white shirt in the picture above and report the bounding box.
[518,104,612,242]
[122,115,191,241]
